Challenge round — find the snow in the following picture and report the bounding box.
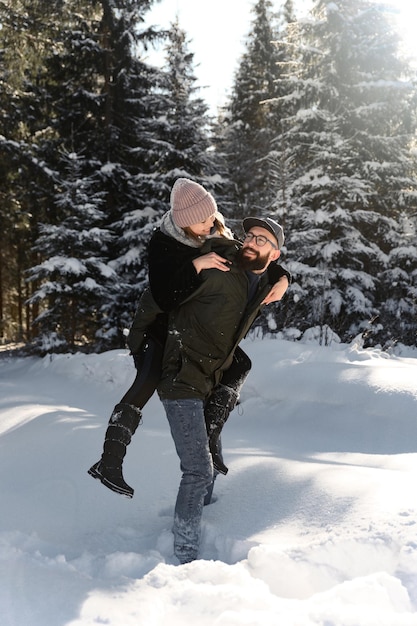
[1,335,417,625]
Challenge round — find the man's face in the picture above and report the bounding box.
[237,226,280,272]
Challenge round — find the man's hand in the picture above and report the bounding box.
[192,252,231,274]
[261,276,289,305]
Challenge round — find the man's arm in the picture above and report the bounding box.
[262,261,291,304]
[262,275,289,305]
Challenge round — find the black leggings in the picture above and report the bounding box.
[120,339,251,409]
[120,337,164,408]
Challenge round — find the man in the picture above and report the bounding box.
[157,216,288,564]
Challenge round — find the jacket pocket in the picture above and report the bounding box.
[174,343,224,396]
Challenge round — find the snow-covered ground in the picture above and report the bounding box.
[1,334,417,625]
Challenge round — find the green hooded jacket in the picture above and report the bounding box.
[157,237,279,400]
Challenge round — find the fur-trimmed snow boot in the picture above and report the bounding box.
[88,403,142,498]
[204,384,239,475]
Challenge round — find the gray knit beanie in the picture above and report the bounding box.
[170,178,217,228]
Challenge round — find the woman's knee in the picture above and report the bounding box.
[235,346,252,374]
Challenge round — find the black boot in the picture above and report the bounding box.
[207,426,228,475]
[88,403,142,498]
[205,384,239,475]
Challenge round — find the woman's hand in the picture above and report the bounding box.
[192,252,231,274]
[261,276,289,305]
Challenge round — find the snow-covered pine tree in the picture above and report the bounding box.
[149,18,220,192]
[376,209,417,347]
[216,0,291,224]
[90,0,168,344]
[108,16,222,327]
[270,0,417,344]
[17,0,166,348]
[27,153,117,353]
[0,0,76,343]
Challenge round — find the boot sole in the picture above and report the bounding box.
[214,463,228,475]
[88,465,134,498]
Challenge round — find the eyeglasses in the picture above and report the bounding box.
[243,232,278,249]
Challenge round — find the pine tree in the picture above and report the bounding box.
[270,0,417,343]
[87,0,168,344]
[0,0,75,342]
[108,17,221,330]
[217,0,289,223]
[376,210,417,347]
[151,18,219,189]
[27,153,117,353]
[4,0,167,349]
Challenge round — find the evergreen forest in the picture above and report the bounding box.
[1,0,416,354]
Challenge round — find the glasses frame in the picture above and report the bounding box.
[244,232,278,250]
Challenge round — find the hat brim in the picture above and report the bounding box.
[242,217,280,247]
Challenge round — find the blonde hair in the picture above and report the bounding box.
[183,216,227,243]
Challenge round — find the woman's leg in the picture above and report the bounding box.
[162,398,213,564]
[120,337,163,407]
[220,345,252,389]
[88,337,163,497]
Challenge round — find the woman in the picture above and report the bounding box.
[88,179,271,498]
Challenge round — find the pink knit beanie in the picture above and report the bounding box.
[170,178,217,228]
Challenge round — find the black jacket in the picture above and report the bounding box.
[148,228,204,311]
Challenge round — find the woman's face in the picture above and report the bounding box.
[188,214,216,238]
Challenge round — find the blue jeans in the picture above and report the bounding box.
[162,398,214,563]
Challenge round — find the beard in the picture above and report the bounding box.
[236,247,270,271]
